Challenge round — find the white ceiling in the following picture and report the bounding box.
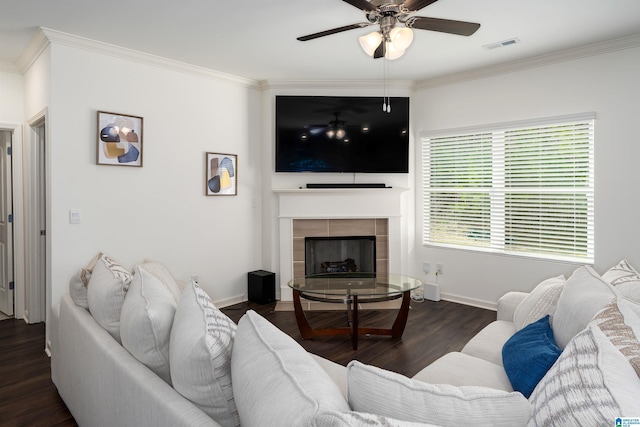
[1,0,640,83]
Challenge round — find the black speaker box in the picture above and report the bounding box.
[248,270,275,304]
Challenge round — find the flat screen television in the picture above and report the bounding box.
[275,96,409,173]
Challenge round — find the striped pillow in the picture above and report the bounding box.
[170,281,239,427]
[86,254,132,342]
[528,298,640,426]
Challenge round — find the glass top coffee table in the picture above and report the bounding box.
[288,273,422,350]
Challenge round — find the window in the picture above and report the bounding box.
[421,114,594,262]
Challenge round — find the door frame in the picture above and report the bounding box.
[0,122,25,320]
[24,109,48,324]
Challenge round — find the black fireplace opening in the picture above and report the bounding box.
[305,236,376,277]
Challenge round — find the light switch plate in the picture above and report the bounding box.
[69,209,81,224]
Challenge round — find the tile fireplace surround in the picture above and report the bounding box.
[275,187,409,301]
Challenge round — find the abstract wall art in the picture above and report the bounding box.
[97,111,143,167]
[206,152,237,196]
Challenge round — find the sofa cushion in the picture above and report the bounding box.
[461,320,516,366]
[602,259,640,303]
[496,291,528,321]
[120,264,177,384]
[139,260,183,303]
[68,252,103,309]
[552,265,616,349]
[231,310,350,427]
[170,281,239,427]
[412,352,513,391]
[347,361,531,426]
[502,315,561,398]
[528,298,640,425]
[87,254,132,342]
[314,410,439,427]
[309,353,348,399]
[513,275,565,330]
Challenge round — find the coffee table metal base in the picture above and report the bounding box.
[292,289,411,350]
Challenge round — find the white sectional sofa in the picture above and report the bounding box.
[51,255,640,426]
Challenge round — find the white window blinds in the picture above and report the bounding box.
[422,114,594,262]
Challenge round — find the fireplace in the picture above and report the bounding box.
[305,236,376,275]
[275,187,409,301]
[291,218,388,280]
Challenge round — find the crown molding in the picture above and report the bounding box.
[11,27,639,92]
[16,28,50,73]
[413,33,640,90]
[17,27,261,89]
[261,79,413,92]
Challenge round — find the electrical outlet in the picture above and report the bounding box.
[436,263,443,274]
[422,262,430,274]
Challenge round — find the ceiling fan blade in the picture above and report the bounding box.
[373,42,385,59]
[342,0,377,11]
[297,22,373,41]
[405,16,480,36]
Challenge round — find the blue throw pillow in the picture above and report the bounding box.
[502,315,562,398]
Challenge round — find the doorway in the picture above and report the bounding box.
[0,130,14,318]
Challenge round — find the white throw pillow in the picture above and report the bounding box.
[86,254,132,342]
[120,264,177,384]
[231,310,350,427]
[551,265,616,349]
[602,259,640,303]
[529,297,640,426]
[346,361,531,427]
[313,411,438,427]
[68,252,103,309]
[170,281,239,427]
[139,260,183,303]
[513,275,565,330]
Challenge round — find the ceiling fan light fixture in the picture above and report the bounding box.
[359,31,383,56]
[384,42,406,60]
[389,27,414,51]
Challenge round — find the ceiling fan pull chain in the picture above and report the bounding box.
[382,50,387,111]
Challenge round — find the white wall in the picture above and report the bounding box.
[45,43,263,310]
[0,69,24,123]
[412,46,640,308]
[260,83,417,293]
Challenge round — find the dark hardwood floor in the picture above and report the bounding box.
[0,319,76,427]
[222,298,496,377]
[0,298,495,426]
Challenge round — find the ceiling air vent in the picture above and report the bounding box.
[483,37,521,51]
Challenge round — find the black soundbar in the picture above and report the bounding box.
[306,183,389,189]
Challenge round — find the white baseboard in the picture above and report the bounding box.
[440,292,497,312]
[214,294,247,308]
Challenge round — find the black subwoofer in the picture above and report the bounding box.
[247,270,275,304]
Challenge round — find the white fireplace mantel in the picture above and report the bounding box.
[274,187,409,301]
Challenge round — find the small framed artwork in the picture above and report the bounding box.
[97,111,143,166]
[206,152,237,196]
